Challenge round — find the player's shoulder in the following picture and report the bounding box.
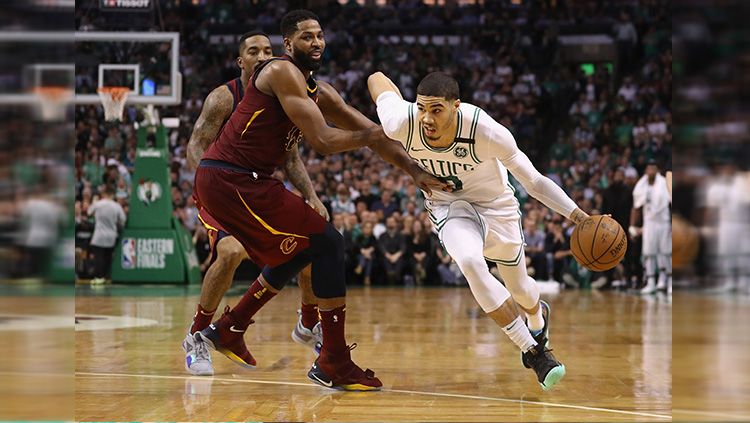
[263,57,303,77]
[204,84,233,110]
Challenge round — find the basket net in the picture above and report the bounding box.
[97,86,130,121]
[32,86,72,122]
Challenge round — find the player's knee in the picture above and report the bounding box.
[308,224,346,299]
[216,237,247,267]
[504,275,538,308]
[309,223,344,256]
[455,256,487,280]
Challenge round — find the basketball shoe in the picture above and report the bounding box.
[307,344,382,391]
[521,300,551,362]
[522,300,565,390]
[182,332,214,376]
[535,301,551,344]
[197,306,256,368]
[291,310,323,354]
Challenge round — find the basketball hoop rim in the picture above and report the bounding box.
[32,86,73,100]
[97,86,131,101]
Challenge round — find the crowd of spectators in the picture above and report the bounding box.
[75,0,670,288]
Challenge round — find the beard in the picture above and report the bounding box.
[292,50,322,72]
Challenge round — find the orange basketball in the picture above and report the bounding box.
[570,215,628,272]
[672,214,699,269]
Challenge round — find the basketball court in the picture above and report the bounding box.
[66,286,671,422]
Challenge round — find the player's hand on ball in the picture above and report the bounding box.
[307,197,330,221]
[413,170,452,195]
[571,215,627,272]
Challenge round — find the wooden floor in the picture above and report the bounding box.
[672,292,750,421]
[69,286,677,422]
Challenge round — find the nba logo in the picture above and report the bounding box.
[121,238,136,269]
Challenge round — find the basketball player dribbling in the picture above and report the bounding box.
[368,71,604,390]
[193,10,449,391]
[182,31,328,376]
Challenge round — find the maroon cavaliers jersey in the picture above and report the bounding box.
[203,55,319,175]
[224,77,244,112]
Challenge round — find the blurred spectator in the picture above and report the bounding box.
[545,220,574,286]
[407,219,433,286]
[524,218,548,280]
[331,183,356,215]
[353,221,377,286]
[14,186,64,278]
[378,216,406,285]
[87,185,126,282]
[371,189,399,220]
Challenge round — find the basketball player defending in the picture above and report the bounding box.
[194,10,448,391]
[630,160,672,295]
[368,71,594,390]
[183,32,325,376]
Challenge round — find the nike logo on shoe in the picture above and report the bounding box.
[229,325,244,333]
[310,372,333,387]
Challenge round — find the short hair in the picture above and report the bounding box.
[417,72,460,100]
[280,10,320,39]
[238,30,270,54]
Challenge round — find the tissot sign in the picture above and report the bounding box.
[100,0,152,11]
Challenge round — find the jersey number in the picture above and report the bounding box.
[442,175,464,191]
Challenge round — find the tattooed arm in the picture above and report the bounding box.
[186,86,233,170]
[283,146,329,220]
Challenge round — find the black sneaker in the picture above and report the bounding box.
[533,300,551,347]
[521,300,551,365]
[522,343,566,391]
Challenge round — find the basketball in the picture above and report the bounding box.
[672,214,699,269]
[570,215,627,272]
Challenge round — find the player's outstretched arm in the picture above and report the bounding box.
[187,86,233,170]
[367,72,403,102]
[261,60,386,155]
[480,111,588,223]
[317,81,449,196]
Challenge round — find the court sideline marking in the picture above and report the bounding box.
[75,371,671,420]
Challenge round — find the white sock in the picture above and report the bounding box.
[526,307,545,333]
[503,316,537,352]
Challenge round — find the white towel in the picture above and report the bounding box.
[633,173,671,212]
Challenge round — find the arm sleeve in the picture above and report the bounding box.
[476,110,578,219]
[375,91,411,145]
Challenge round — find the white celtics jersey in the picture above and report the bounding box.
[377,93,510,204]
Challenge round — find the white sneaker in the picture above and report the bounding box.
[640,283,658,295]
[182,332,214,376]
[291,312,322,354]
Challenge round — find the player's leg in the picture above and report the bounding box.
[441,214,564,390]
[183,233,248,375]
[656,224,672,292]
[292,264,323,352]
[190,235,248,334]
[640,224,658,294]
[305,224,382,391]
[196,176,377,387]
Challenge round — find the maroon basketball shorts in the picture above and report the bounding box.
[195,165,326,268]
